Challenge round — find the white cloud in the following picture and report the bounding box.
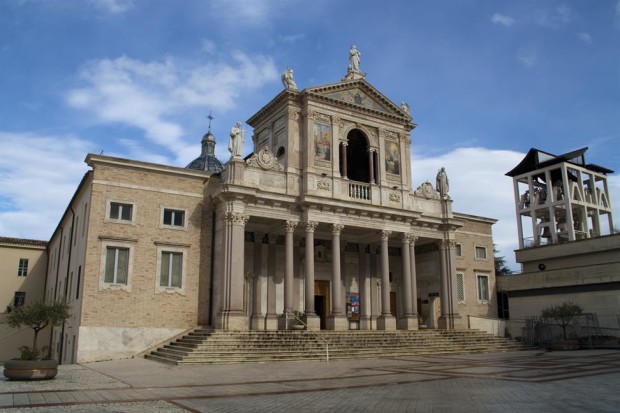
[517,49,538,67]
[88,0,134,14]
[0,132,93,240]
[66,51,278,159]
[532,4,572,28]
[491,13,515,27]
[201,39,217,54]
[576,32,593,44]
[412,147,525,270]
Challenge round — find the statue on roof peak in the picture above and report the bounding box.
[343,45,366,81]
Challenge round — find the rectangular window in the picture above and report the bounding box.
[455,243,462,257]
[163,209,185,227]
[475,246,487,260]
[456,272,465,302]
[477,275,490,302]
[14,292,26,307]
[160,251,183,288]
[110,202,133,221]
[17,258,28,276]
[104,247,129,284]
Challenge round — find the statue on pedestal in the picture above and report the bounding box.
[228,122,244,157]
[349,45,361,72]
[436,167,449,197]
[281,67,298,90]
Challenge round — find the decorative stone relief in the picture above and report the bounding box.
[381,129,400,140]
[222,212,249,226]
[283,220,298,232]
[414,181,440,200]
[389,192,401,202]
[309,111,331,124]
[304,221,318,232]
[378,230,392,240]
[246,147,284,171]
[317,179,331,191]
[287,109,300,120]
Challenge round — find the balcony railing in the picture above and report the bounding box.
[348,182,371,201]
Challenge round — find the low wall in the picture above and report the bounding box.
[77,326,186,363]
[468,316,506,337]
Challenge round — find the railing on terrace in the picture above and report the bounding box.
[348,182,371,201]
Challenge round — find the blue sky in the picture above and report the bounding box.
[1,0,619,270]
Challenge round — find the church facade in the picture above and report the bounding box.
[45,53,498,363]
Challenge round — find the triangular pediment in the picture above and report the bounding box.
[305,80,411,120]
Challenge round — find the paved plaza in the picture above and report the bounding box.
[1,350,619,412]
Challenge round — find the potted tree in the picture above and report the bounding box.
[3,300,70,380]
[541,301,583,350]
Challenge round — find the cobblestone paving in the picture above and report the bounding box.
[1,350,619,412]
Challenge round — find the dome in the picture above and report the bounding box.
[186,130,224,173]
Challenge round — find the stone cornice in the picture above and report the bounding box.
[86,154,211,180]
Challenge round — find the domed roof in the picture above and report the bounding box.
[186,129,224,173]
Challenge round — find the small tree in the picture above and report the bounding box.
[541,301,583,340]
[6,300,71,360]
[494,245,512,276]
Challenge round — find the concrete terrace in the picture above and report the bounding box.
[1,350,619,412]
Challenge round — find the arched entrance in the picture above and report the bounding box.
[343,129,370,183]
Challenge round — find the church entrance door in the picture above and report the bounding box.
[314,280,330,330]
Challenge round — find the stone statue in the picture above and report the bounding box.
[228,121,244,157]
[436,167,449,197]
[281,67,298,90]
[349,45,361,72]
[400,102,410,115]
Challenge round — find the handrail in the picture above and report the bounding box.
[285,308,329,362]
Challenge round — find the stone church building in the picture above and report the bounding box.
[45,52,498,363]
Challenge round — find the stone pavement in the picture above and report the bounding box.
[1,350,619,412]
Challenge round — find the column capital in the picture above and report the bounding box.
[341,142,348,147]
[437,239,456,249]
[407,233,418,244]
[222,212,249,226]
[378,230,392,241]
[304,221,319,232]
[283,220,298,233]
[331,223,344,235]
[400,232,411,244]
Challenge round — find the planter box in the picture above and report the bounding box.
[3,359,58,380]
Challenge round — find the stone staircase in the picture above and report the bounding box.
[145,329,530,365]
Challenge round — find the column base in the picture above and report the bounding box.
[377,315,396,331]
[326,315,348,330]
[250,314,265,331]
[304,314,321,331]
[438,314,463,330]
[215,311,248,330]
[398,315,419,330]
[264,314,279,331]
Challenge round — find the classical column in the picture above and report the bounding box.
[438,239,461,329]
[369,148,376,184]
[304,221,320,329]
[401,233,418,330]
[369,244,379,329]
[358,244,370,330]
[279,221,297,329]
[265,234,278,330]
[327,223,347,330]
[409,235,419,320]
[215,212,249,330]
[341,142,348,179]
[250,232,265,330]
[377,230,396,330]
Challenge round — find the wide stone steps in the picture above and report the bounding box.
[146,329,529,365]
